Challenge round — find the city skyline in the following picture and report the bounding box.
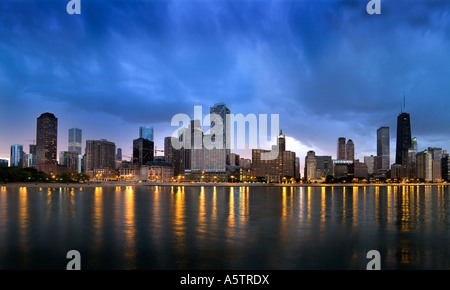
[2,0,450,164]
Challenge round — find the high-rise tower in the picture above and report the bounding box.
[68,128,82,155]
[377,126,390,171]
[36,112,58,165]
[337,137,346,160]
[396,112,412,178]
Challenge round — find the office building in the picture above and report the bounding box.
[59,151,79,173]
[407,137,418,179]
[210,103,230,163]
[139,126,154,142]
[364,155,375,175]
[36,112,58,165]
[29,144,36,168]
[133,137,154,165]
[68,128,82,155]
[377,126,390,171]
[115,148,122,169]
[416,150,432,182]
[10,144,23,167]
[346,139,355,161]
[0,159,8,167]
[85,139,116,176]
[442,153,450,182]
[337,137,346,160]
[396,112,412,178]
[252,130,296,182]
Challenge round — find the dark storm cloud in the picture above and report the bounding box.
[1,0,450,159]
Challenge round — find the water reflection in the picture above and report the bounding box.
[1,185,450,269]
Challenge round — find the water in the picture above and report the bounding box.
[1,184,450,270]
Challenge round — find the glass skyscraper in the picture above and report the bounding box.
[68,128,82,155]
[396,112,412,178]
[139,126,154,142]
[10,144,23,167]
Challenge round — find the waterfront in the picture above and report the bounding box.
[1,184,450,270]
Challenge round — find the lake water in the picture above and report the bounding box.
[1,184,450,270]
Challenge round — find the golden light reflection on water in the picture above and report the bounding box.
[19,187,31,266]
[124,186,136,268]
[91,186,103,265]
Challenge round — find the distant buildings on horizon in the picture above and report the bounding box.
[3,103,450,183]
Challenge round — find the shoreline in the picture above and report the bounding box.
[0,181,448,188]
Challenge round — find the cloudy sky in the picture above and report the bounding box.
[1,0,450,165]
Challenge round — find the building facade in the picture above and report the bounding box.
[10,144,23,167]
[377,126,390,171]
[346,139,355,161]
[139,126,154,142]
[36,112,58,166]
[68,128,82,155]
[133,137,154,165]
[85,139,116,177]
[337,137,346,160]
[396,112,412,178]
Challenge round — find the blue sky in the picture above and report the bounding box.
[1,0,450,164]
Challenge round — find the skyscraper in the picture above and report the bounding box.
[139,126,154,142]
[10,144,23,167]
[278,130,286,153]
[377,126,390,171]
[36,112,58,165]
[396,112,412,178]
[29,144,36,168]
[210,103,230,163]
[304,150,317,180]
[133,138,154,165]
[85,139,116,172]
[346,139,355,161]
[337,137,346,160]
[68,128,82,155]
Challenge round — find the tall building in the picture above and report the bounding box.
[85,139,116,174]
[304,151,317,180]
[316,155,333,179]
[346,139,355,161]
[407,137,418,178]
[68,128,82,155]
[36,112,58,165]
[29,144,36,168]
[59,151,79,173]
[115,148,122,169]
[210,103,230,163]
[376,126,390,171]
[364,155,375,175]
[10,144,23,167]
[396,112,412,178]
[337,137,346,160]
[139,126,154,142]
[442,153,450,182]
[416,150,432,182]
[252,130,296,182]
[133,137,154,165]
